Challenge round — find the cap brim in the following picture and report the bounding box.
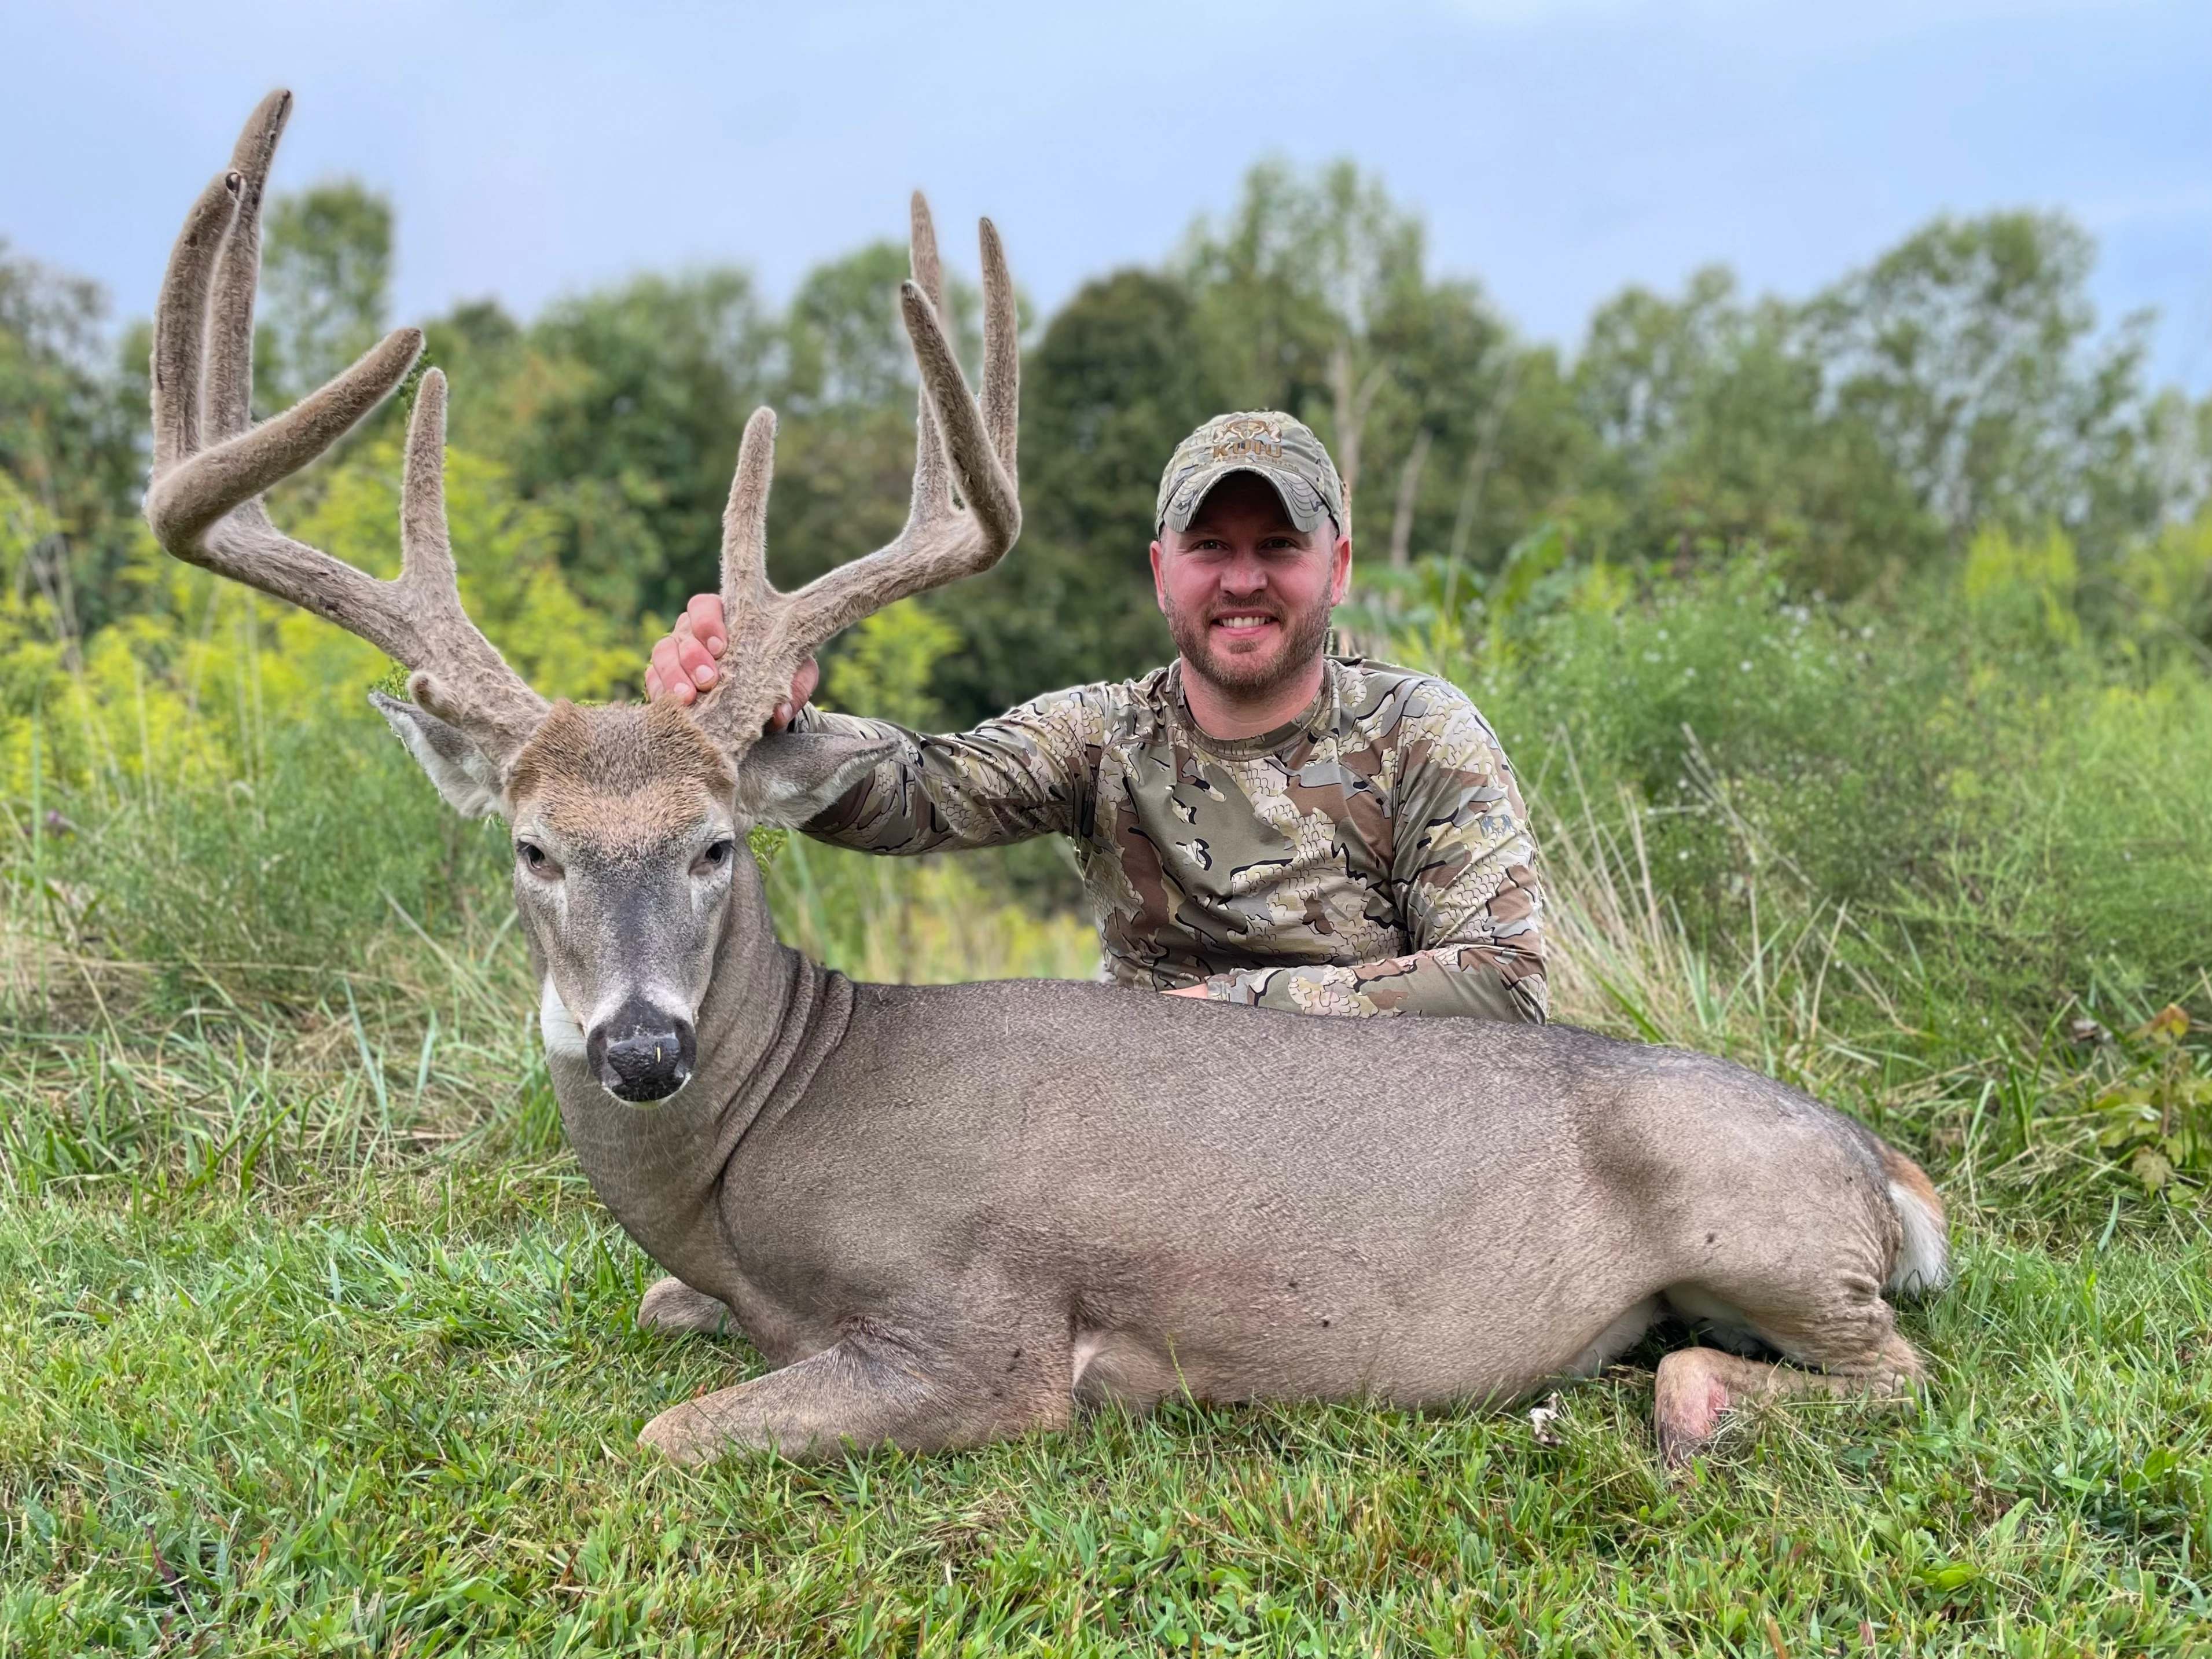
[1160,464,1328,535]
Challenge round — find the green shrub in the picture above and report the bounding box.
[1427,548,2212,1046]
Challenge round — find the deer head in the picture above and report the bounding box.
[145,92,1020,1102]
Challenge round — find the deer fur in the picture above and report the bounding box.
[145,93,1949,1469]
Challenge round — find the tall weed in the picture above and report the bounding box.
[1430,553,2212,1044]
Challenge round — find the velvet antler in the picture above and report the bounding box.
[692,192,1021,750]
[144,91,549,762]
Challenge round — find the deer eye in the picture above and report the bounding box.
[517,841,551,873]
[695,838,735,874]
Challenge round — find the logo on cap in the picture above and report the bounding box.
[1209,417,1285,464]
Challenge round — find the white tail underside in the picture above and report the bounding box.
[1885,1180,1950,1296]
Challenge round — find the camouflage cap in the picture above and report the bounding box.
[1155,411,1347,538]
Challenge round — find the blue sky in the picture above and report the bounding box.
[8,0,2210,389]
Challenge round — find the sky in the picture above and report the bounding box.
[6,0,2210,390]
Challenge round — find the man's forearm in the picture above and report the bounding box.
[787,701,1090,855]
[1195,945,1546,1023]
[784,707,948,853]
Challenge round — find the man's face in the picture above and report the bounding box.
[1149,474,1352,698]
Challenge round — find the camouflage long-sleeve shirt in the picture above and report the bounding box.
[793,657,1547,1022]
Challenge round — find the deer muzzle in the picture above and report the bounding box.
[587,1000,697,1102]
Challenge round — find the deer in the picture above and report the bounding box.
[145,91,1949,1469]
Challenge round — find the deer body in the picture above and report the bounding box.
[549,830,1927,1462]
[145,94,1946,1469]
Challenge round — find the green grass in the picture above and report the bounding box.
[3,1152,2208,1654]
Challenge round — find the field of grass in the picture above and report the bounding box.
[3,563,2210,1653]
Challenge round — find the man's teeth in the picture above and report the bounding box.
[1214,615,1275,627]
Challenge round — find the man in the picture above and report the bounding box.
[647,412,1546,1021]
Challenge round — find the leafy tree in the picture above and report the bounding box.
[1175,160,1546,583]
[256,181,394,412]
[781,239,978,414]
[422,298,527,457]
[1568,268,1934,589]
[8,152,2202,745]
[505,270,773,618]
[1807,211,2155,556]
[0,244,146,641]
[1178,159,1423,530]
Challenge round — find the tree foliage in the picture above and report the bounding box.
[0,244,146,640]
[3,161,2207,728]
[255,179,394,413]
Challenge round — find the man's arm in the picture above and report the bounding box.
[646,594,1097,853]
[787,692,1100,854]
[1183,687,1548,1022]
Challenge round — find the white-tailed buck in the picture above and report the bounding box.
[146,93,1949,1467]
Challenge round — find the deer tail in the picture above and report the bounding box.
[1877,1142,1950,1298]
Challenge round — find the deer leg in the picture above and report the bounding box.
[638,1323,1071,1466]
[635,1275,730,1337]
[1654,1333,1924,1466]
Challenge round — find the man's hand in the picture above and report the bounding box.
[1164,983,1212,999]
[645,593,818,728]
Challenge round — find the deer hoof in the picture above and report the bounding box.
[1654,1348,1736,1466]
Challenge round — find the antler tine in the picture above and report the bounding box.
[899,279,1017,550]
[394,372,550,739]
[145,94,549,762]
[906,193,953,523]
[398,369,457,587]
[907,190,946,318]
[204,89,290,443]
[977,218,1018,474]
[150,170,239,474]
[715,407,777,628]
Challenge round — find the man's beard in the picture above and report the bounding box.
[1166,593,1335,699]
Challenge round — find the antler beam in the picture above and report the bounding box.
[144,91,548,759]
[695,192,1022,747]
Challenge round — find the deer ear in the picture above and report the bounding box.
[371,691,508,819]
[737,731,895,827]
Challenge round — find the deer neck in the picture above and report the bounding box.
[545,856,851,1295]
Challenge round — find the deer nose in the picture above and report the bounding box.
[586,1001,696,1102]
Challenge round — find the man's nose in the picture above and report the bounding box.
[585,999,697,1102]
[1218,556,1267,594]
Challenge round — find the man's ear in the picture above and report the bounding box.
[737,732,895,827]
[1329,523,1353,605]
[370,691,508,819]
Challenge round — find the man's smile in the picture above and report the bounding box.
[1210,610,1281,645]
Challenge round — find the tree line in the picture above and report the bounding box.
[5,159,2208,726]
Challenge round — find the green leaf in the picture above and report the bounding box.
[747,823,789,876]
[2130,1147,2174,1190]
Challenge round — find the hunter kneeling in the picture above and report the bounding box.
[648,411,1547,1023]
